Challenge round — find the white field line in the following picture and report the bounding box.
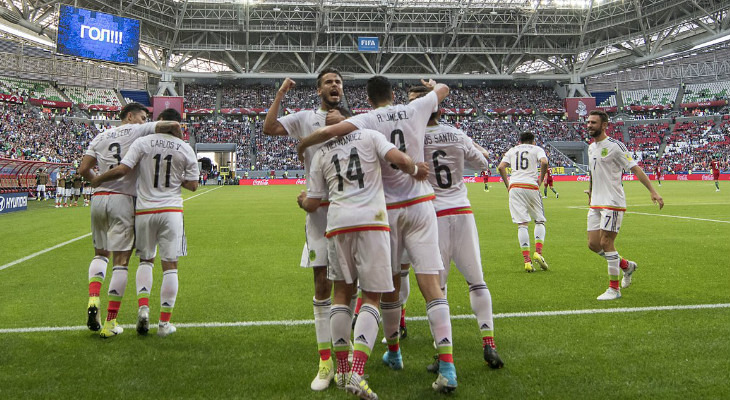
[0,186,222,272]
[1,303,728,334]
[567,206,730,224]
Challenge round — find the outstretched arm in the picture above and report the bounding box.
[297,121,358,161]
[383,148,429,180]
[155,121,183,139]
[498,161,510,189]
[263,78,295,136]
[631,165,664,209]
[91,164,132,187]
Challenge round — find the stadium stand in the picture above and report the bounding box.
[682,81,730,102]
[0,76,65,101]
[184,84,218,109]
[622,88,678,106]
[60,85,121,107]
[120,90,151,106]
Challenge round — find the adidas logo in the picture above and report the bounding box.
[521,243,529,247]
[480,323,490,330]
[389,332,399,339]
[438,338,452,346]
[162,302,171,307]
[95,272,104,277]
[334,338,348,346]
[140,287,148,292]
[313,122,321,127]
[109,290,118,295]
[355,334,368,344]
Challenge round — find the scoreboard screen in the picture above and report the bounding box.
[56,5,140,65]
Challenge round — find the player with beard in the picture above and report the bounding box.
[585,110,663,300]
[262,68,347,391]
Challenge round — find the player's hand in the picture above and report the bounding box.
[413,162,429,181]
[421,79,436,89]
[651,191,664,210]
[326,109,345,126]
[279,78,296,94]
[296,190,307,209]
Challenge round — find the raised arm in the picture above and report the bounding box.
[421,79,449,103]
[263,78,295,136]
[630,165,664,209]
[155,121,183,139]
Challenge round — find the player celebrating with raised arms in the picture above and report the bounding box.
[298,76,461,393]
[91,108,199,336]
[262,69,347,391]
[298,126,422,400]
[585,110,663,300]
[498,131,550,273]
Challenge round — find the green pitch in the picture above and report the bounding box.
[1,181,729,399]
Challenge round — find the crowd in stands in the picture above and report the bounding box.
[521,86,564,110]
[220,84,276,109]
[184,84,217,109]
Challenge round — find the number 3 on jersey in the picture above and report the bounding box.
[331,148,365,191]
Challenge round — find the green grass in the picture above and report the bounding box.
[1,181,729,399]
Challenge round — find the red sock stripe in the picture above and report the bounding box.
[319,349,331,361]
[107,301,121,311]
[483,336,496,349]
[160,312,172,322]
[438,354,454,363]
[609,280,620,290]
[354,297,363,314]
[335,351,350,374]
[138,298,149,308]
[522,251,531,263]
[536,243,543,255]
[351,350,369,376]
[89,282,102,297]
[388,343,400,353]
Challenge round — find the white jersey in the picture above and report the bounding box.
[347,91,439,206]
[308,129,395,237]
[423,124,488,212]
[84,122,158,196]
[500,144,547,189]
[121,134,200,213]
[588,136,637,211]
[279,108,328,200]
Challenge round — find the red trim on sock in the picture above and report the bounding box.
[536,243,543,255]
[400,308,406,328]
[351,350,369,376]
[138,298,149,308]
[483,336,496,349]
[106,301,121,321]
[335,351,350,374]
[609,280,620,290]
[438,354,454,363]
[354,297,363,315]
[620,258,629,270]
[89,282,102,297]
[319,349,331,361]
[160,312,172,322]
[388,343,400,352]
[522,251,531,263]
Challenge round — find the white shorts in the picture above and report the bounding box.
[587,208,624,233]
[135,212,187,262]
[65,188,73,197]
[327,230,394,293]
[90,194,135,251]
[437,212,485,287]
[74,188,81,196]
[508,187,546,224]
[388,201,443,275]
[299,206,328,268]
[400,249,410,265]
[56,188,64,198]
[36,184,45,192]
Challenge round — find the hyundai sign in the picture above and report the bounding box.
[56,5,141,65]
[0,192,28,215]
[358,37,379,52]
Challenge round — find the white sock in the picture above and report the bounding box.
[330,305,353,355]
[399,269,410,305]
[518,225,530,252]
[313,297,332,360]
[107,266,128,300]
[534,223,546,244]
[604,251,620,286]
[354,304,380,354]
[380,300,401,347]
[160,270,179,319]
[136,261,154,307]
[469,283,494,338]
[427,299,453,355]
[88,255,108,285]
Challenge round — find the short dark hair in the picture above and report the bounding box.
[520,131,535,143]
[589,109,609,124]
[316,68,343,88]
[407,85,439,121]
[119,102,148,121]
[367,76,393,105]
[157,108,182,122]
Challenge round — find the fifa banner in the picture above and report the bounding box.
[152,96,184,121]
[565,97,596,121]
[240,174,729,186]
[358,37,379,52]
[0,192,28,214]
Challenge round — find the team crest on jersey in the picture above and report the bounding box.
[309,250,316,261]
[601,148,608,157]
[374,210,386,221]
[624,153,633,161]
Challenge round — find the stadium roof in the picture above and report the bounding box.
[1,0,729,81]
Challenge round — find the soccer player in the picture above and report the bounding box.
[262,69,346,391]
[585,110,663,300]
[414,86,504,369]
[298,126,420,400]
[78,103,182,336]
[82,175,93,206]
[498,132,550,273]
[711,157,721,191]
[654,163,662,187]
[72,172,83,206]
[543,167,558,198]
[91,108,198,337]
[37,168,48,201]
[63,170,74,207]
[55,171,66,208]
[298,76,459,393]
[481,169,490,192]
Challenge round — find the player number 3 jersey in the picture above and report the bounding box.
[121,134,200,213]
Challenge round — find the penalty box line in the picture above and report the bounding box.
[0,186,223,272]
[2,303,728,334]
[567,206,730,224]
